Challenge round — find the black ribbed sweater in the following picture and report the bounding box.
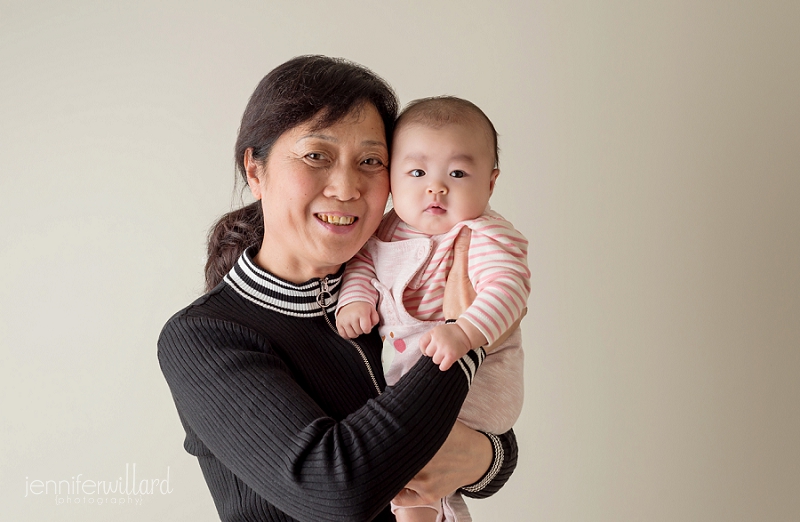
[158,248,517,521]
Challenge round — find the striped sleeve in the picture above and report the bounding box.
[336,242,380,313]
[460,214,531,345]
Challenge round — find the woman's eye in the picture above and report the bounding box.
[306,153,324,161]
[411,169,426,177]
[362,157,383,167]
[450,170,466,178]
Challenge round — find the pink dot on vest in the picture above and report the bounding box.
[394,339,406,353]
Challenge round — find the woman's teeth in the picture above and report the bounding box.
[317,214,355,226]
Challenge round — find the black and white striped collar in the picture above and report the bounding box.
[224,246,344,318]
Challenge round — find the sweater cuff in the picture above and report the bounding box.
[460,428,518,498]
[460,431,502,494]
[455,347,485,388]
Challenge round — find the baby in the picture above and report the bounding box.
[336,96,530,522]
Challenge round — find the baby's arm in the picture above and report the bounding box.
[337,302,379,338]
[336,241,380,338]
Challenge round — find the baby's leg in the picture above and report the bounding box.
[393,505,440,522]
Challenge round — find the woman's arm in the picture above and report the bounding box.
[158,308,484,521]
[393,424,519,504]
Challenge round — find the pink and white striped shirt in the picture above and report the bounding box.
[338,209,530,345]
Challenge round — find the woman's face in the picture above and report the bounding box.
[246,104,390,283]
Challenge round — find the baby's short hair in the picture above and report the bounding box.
[395,96,499,167]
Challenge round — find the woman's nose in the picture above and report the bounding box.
[324,166,361,201]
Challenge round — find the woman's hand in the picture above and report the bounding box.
[440,226,527,354]
[415,227,481,371]
[442,227,476,320]
[392,421,492,506]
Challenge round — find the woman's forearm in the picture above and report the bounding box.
[460,428,518,498]
[394,423,518,504]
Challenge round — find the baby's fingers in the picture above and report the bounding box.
[344,322,362,339]
[336,323,348,338]
[358,315,376,334]
[419,331,432,354]
[338,320,355,338]
[430,346,445,366]
[438,354,456,372]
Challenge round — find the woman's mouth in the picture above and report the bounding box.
[316,213,356,226]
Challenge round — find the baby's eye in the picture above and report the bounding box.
[411,169,426,177]
[450,170,466,178]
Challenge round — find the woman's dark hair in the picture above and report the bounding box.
[205,55,399,290]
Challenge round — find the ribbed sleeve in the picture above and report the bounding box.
[158,301,470,521]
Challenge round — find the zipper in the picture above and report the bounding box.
[317,276,382,396]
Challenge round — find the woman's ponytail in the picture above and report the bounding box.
[204,201,263,291]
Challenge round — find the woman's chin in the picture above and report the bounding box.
[310,239,362,269]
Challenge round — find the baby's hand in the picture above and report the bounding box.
[419,323,473,371]
[336,302,379,339]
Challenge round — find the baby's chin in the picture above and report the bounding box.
[404,218,458,236]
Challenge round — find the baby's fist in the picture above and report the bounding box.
[336,302,379,339]
[419,323,472,371]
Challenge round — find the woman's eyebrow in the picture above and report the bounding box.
[362,139,388,149]
[298,133,336,143]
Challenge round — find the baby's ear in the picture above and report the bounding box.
[489,168,500,193]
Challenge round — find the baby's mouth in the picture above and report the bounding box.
[316,213,356,226]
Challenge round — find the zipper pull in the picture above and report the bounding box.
[316,276,332,309]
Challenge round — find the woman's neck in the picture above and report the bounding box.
[252,247,339,284]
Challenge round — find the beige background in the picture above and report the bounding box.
[2,1,798,521]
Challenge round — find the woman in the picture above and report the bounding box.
[158,55,517,521]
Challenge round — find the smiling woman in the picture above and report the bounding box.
[243,105,390,283]
[157,56,518,522]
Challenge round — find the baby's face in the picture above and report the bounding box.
[390,121,499,235]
